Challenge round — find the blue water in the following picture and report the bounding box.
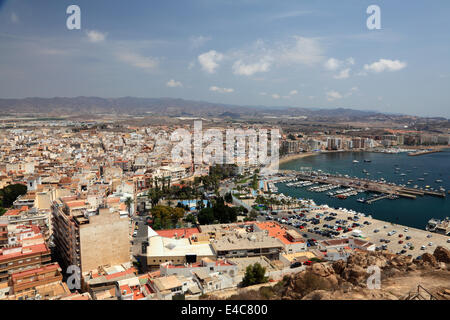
[277,149,450,230]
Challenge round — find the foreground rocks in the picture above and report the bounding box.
[205,247,450,300]
[280,246,450,300]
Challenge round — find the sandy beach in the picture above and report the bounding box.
[278,152,318,165]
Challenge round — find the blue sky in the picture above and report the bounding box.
[0,0,449,117]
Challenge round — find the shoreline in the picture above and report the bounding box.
[273,146,450,169]
[278,152,318,166]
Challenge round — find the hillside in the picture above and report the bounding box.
[205,246,450,300]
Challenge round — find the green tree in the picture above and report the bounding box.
[224,192,233,204]
[242,263,268,287]
[197,207,215,225]
[184,214,197,225]
[150,205,185,230]
[124,197,134,215]
[0,184,27,208]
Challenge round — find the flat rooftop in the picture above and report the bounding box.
[146,236,215,258]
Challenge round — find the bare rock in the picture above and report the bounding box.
[422,253,439,267]
[434,246,450,263]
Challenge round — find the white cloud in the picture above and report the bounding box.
[259,92,268,96]
[334,68,350,79]
[326,90,343,101]
[11,13,19,24]
[289,90,298,95]
[198,50,224,74]
[232,57,272,76]
[209,86,234,93]
[324,58,341,71]
[117,52,158,70]
[279,36,324,66]
[346,57,355,65]
[166,79,183,88]
[364,59,407,73]
[270,10,313,21]
[86,30,107,43]
[272,94,281,99]
[189,36,211,49]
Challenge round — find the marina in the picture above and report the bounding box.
[277,150,450,231]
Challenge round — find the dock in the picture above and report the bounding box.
[408,149,442,156]
[365,194,389,204]
[282,170,446,200]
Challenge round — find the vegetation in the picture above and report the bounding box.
[241,263,269,287]
[251,174,259,190]
[224,192,233,203]
[124,197,134,214]
[243,209,258,222]
[197,196,238,225]
[150,205,185,230]
[184,213,197,225]
[0,184,28,213]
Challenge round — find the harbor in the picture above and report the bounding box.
[281,170,446,200]
[277,150,450,231]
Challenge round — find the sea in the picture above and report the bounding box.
[276,149,450,230]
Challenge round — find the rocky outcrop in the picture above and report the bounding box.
[282,247,450,300]
[422,253,439,267]
[214,247,450,301]
[434,246,450,263]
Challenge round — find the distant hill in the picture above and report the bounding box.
[0,96,407,121]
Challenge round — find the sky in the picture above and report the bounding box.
[0,0,449,118]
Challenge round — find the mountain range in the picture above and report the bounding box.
[0,96,436,121]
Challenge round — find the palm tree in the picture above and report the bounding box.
[124,197,134,215]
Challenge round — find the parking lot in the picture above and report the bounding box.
[258,207,450,259]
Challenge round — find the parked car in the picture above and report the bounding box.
[290,262,302,269]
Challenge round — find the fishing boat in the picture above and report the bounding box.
[364,159,371,163]
[436,179,443,183]
[353,160,359,163]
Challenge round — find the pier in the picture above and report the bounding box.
[280,170,446,200]
[408,149,442,156]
